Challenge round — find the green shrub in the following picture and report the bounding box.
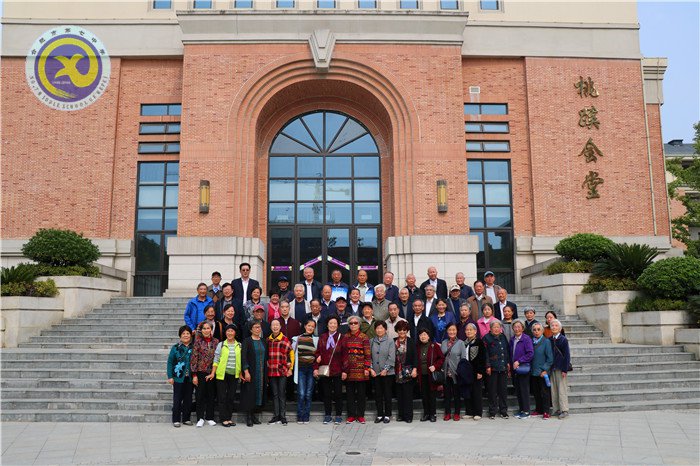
[22,229,100,267]
[1,264,37,284]
[626,296,687,312]
[688,295,700,325]
[32,279,59,297]
[592,243,659,280]
[0,279,58,297]
[582,276,638,293]
[636,256,700,299]
[555,233,615,262]
[1,282,31,296]
[27,263,100,278]
[545,259,593,275]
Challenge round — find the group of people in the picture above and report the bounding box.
[167,264,571,428]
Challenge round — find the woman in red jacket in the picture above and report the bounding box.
[416,327,445,422]
[314,316,344,425]
[340,315,371,424]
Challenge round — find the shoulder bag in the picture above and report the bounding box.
[318,334,341,377]
[430,344,446,385]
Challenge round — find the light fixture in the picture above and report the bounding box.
[199,180,210,214]
[437,179,448,213]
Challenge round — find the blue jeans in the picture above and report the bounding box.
[297,366,315,421]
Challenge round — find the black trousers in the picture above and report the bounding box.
[487,371,508,416]
[513,373,531,414]
[270,376,287,419]
[216,374,238,422]
[195,371,216,421]
[396,380,414,421]
[345,381,366,418]
[466,377,483,417]
[172,377,193,423]
[530,375,552,414]
[419,375,437,416]
[321,375,343,416]
[373,375,393,418]
[443,377,461,416]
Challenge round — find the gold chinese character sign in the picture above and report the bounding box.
[578,106,600,129]
[575,76,599,98]
[578,138,604,163]
[582,171,604,199]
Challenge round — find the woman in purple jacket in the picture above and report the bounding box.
[510,320,534,419]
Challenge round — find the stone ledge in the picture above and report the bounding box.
[531,272,591,316]
[1,296,65,348]
[622,310,693,346]
[576,290,642,343]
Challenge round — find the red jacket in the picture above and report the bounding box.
[314,332,344,376]
[416,341,445,391]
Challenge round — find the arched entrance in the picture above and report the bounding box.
[267,110,382,287]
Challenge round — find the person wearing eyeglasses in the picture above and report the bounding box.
[340,315,371,424]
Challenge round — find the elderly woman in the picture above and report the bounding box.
[370,320,395,423]
[191,321,219,427]
[477,303,499,340]
[341,315,371,424]
[550,319,571,419]
[510,320,534,419]
[530,322,553,419]
[267,319,294,426]
[314,316,344,425]
[431,298,457,343]
[394,320,417,423]
[416,327,445,422]
[501,306,515,342]
[196,305,223,341]
[441,323,466,421]
[359,302,377,339]
[167,325,193,427]
[243,286,267,322]
[483,320,510,419]
[240,320,267,427]
[210,324,242,427]
[464,323,486,420]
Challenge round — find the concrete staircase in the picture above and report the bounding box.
[1,295,699,422]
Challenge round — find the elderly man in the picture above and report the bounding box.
[276,276,294,302]
[394,287,412,319]
[306,299,326,336]
[423,284,438,317]
[348,288,362,315]
[320,285,337,316]
[292,283,311,322]
[385,302,407,340]
[327,269,349,301]
[300,267,323,301]
[483,271,503,303]
[404,273,424,303]
[447,284,467,319]
[466,281,493,320]
[277,300,302,339]
[408,299,434,342]
[331,296,354,334]
[494,288,518,321]
[420,266,448,300]
[354,270,374,302]
[184,282,213,330]
[382,272,400,303]
[455,272,475,300]
[372,284,390,321]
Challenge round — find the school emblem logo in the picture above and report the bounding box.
[25,26,110,111]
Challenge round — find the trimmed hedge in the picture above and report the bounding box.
[555,233,615,262]
[1,279,58,297]
[636,256,700,299]
[626,296,687,313]
[27,263,100,278]
[545,259,593,275]
[22,229,100,267]
[582,276,637,294]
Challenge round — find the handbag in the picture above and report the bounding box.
[397,365,413,383]
[429,345,445,385]
[514,363,531,375]
[318,334,340,377]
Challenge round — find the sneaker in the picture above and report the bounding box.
[358,417,366,424]
[543,413,551,420]
[303,421,310,425]
[453,414,460,421]
[196,419,205,428]
[430,415,437,423]
[374,417,383,424]
[559,411,569,419]
[297,420,304,425]
[443,414,451,421]
[206,419,216,426]
[553,410,561,416]
[334,416,342,425]
[346,417,355,424]
[383,417,390,424]
[281,418,288,425]
[489,415,496,420]
[530,411,542,417]
[182,420,193,426]
[473,416,482,421]
[517,412,530,419]
[323,415,332,424]
[268,416,279,425]
[172,422,181,428]
[500,413,509,419]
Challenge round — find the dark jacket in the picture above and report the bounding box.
[550,334,571,373]
[314,331,344,376]
[459,284,475,300]
[240,336,268,409]
[509,333,534,366]
[278,317,302,340]
[215,297,244,324]
[420,278,448,300]
[167,342,192,383]
[393,300,412,319]
[416,341,445,391]
[242,319,272,341]
[457,317,480,341]
[447,297,468,319]
[494,300,519,320]
[300,279,323,301]
[384,284,400,303]
[465,337,486,378]
[483,332,510,372]
[524,318,540,338]
[408,314,435,342]
[231,278,260,306]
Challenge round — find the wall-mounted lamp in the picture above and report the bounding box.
[199,180,210,214]
[437,179,448,213]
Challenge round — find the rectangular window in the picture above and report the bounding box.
[480,0,499,10]
[234,0,253,6]
[153,0,172,9]
[318,0,335,7]
[277,0,295,7]
[463,103,508,115]
[358,0,377,7]
[466,141,510,152]
[193,0,212,7]
[140,103,181,116]
[400,0,419,9]
[465,122,509,133]
[138,142,181,154]
[139,123,181,135]
[440,0,458,9]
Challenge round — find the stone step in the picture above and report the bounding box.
[568,387,699,404]
[1,399,172,412]
[2,349,168,361]
[111,297,189,303]
[1,387,171,400]
[1,378,165,390]
[2,359,166,370]
[567,397,700,414]
[19,342,173,349]
[569,344,689,356]
[1,368,163,380]
[569,378,700,392]
[572,352,694,364]
[29,336,177,344]
[556,330,604,338]
[570,368,700,383]
[568,338,612,345]
[572,360,700,373]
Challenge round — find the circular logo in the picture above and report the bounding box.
[25,26,110,111]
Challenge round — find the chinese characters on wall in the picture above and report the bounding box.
[575,76,604,199]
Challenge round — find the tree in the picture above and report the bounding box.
[666,122,700,258]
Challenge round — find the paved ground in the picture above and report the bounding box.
[2,410,699,465]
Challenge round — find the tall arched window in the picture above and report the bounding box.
[268,110,382,287]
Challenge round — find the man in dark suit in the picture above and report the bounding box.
[494,288,518,320]
[420,266,448,300]
[407,299,435,342]
[300,266,323,302]
[232,262,260,309]
[319,285,337,316]
[404,274,424,304]
[382,271,400,303]
[393,287,412,319]
[306,299,326,336]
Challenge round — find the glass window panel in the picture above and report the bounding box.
[356,228,379,283]
[318,0,335,7]
[141,104,166,115]
[297,203,324,224]
[164,209,177,230]
[486,206,512,228]
[297,156,323,178]
[269,180,295,201]
[468,183,483,205]
[483,161,509,181]
[193,0,212,7]
[353,202,380,224]
[166,123,181,134]
[483,141,510,152]
[354,180,380,201]
[354,157,379,178]
[270,227,293,267]
[324,113,347,150]
[165,186,178,207]
[473,231,485,269]
[358,0,376,8]
[400,0,419,8]
[139,123,166,134]
[235,0,253,6]
[484,184,510,205]
[327,228,351,284]
[282,118,320,151]
[482,123,509,133]
[465,123,482,133]
[270,134,316,154]
[326,156,351,177]
[165,143,180,153]
[134,275,163,297]
[466,141,482,152]
[332,134,378,154]
[166,163,179,183]
[440,0,458,9]
[480,0,499,10]
[301,113,323,142]
[481,104,507,115]
[469,206,485,228]
[464,104,479,115]
[325,203,352,224]
[168,104,182,115]
[329,119,366,152]
[326,180,352,201]
[138,186,163,207]
[269,203,295,223]
[139,163,164,183]
[299,228,323,282]
[137,209,162,230]
[467,160,483,181]
[487,231,513,268]
[277,0,295,6]
[138,143,166,154]
[135,234,161,272]
[297,180,323,201]
[269,157,295,178]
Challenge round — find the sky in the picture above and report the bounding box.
[638,0,700,143]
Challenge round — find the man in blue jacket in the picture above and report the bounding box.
[184,283,213,330]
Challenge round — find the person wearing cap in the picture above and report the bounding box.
[267,319,295,425]
[494,288,518,321]
[327,269,349,301]
[447,284,467,319]
[244,305,271,340]
[455,272,475,300]
[420,266,448,300]
[330,295,353,334]
[276,276,294,303]
[210,323,243,427]
[483,271,503,303]
[382,271,400,303]
[207,271,223,303]
[466,281,494,320]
